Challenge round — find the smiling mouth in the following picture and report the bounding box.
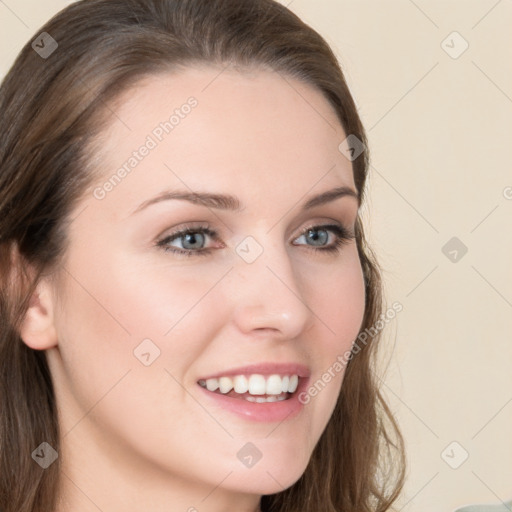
[198,373,299,403]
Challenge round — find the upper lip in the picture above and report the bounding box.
[198,362,311,381]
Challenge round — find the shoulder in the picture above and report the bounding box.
[453,501,512,512]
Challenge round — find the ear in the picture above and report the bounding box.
[19,277,58,350]
[8,242,59,351]
[6,241,57,350]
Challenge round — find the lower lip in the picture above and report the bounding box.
[196,377,310,423]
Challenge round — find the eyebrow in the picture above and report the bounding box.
[130,185,359,216]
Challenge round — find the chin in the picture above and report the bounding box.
[226,452,310,495]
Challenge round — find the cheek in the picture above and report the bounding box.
[107,250,229,338]
[58,242,222,346]
[307,247,366,351]
[52,248,231,422]
[51,257,221,470]
[299,248,365,416]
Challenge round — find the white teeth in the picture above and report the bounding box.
[265,374,283,395]
[199,373,301,396]
[244,395,287,403]
[288,375,299,393]
[218,377,233,394]
[206,378,219,392]
[248,374,266,395]
[233,375,248,394]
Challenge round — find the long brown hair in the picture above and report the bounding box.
[0,1,405,510]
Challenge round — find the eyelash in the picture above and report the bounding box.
[155,223,356,258]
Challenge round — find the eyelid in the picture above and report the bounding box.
[308,223,355,239]
[157,222,217,242]
[157,224,223,247]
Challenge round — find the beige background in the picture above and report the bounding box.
[1,1,511,511]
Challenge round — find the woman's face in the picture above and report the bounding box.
[44,66,365,508]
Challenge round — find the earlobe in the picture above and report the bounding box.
[19,279,58,351]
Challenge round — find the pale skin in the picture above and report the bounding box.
[19,65,366,512]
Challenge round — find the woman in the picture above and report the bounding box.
[0,1,405,511]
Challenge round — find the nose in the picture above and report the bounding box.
[228,239,314,340]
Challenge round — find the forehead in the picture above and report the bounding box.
[87,65,356,214]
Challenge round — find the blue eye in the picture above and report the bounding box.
[171,231,207,251]
[157,226,217,257]
[156,223,355,258]
[294,224,353,252]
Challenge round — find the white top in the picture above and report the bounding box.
[454,500,512,512]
